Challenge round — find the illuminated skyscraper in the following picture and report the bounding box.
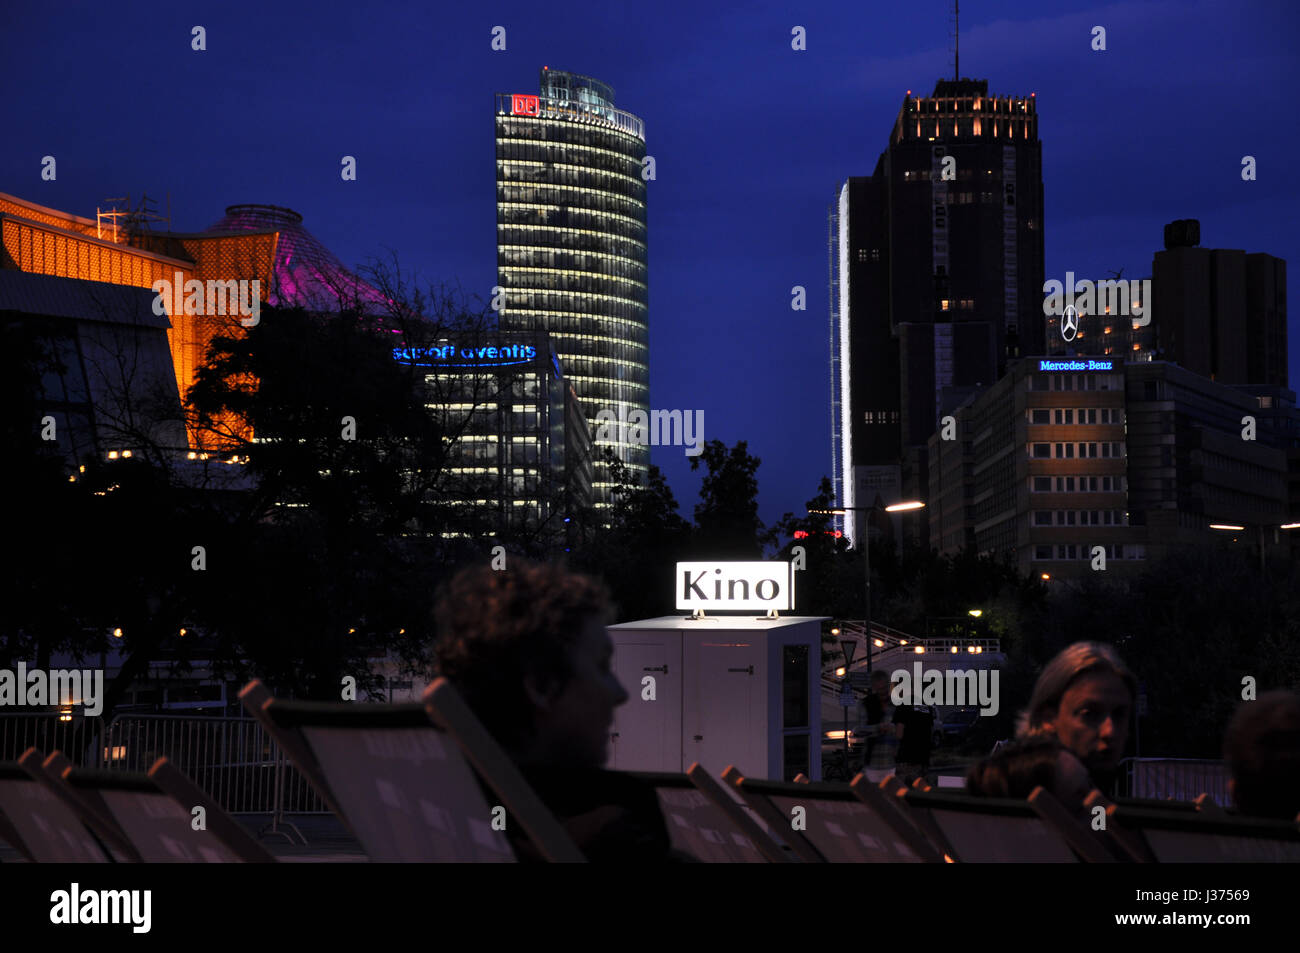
[831,77,1045,546]
[495,68,649,509]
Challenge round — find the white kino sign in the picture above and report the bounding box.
[676,562,793,611]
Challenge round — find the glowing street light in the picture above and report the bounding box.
[807,500,926,674]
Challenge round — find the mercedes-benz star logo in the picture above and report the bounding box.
[1061,305,1079,342]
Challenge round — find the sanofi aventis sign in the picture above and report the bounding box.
[394,343,538,368]
[676,562,794,612]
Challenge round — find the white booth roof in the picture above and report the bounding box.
[608,615,830,631]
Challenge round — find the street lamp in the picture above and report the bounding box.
[1209,521,1300,572]
[809,500,926,674]
[838,638,857,766]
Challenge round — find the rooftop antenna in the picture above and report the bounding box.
[952,0,960,80]
[97,192,171,243]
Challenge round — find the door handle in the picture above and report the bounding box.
[693,735,703,741]
[643,665,668,674]
[727,665,754,675]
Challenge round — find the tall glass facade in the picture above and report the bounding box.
[495,68,648,509]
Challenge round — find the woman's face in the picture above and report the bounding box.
[1045,671,1132,782]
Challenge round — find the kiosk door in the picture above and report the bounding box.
[684,639,764,776]
[609,638,681,772]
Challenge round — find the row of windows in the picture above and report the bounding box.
[498,158,642,190]
[498,204,646,243]
[498,161,645,203]
[569,380,650,406]
[972,457,1019,525]
[497,184,644,217]
[499,248,646,284]
[1031,442,1125,459]
[904,168,1007,182]
[1197,449,1284,481]
[864,411,901,424]
[1032,510,1128,527]
[501,313,647,347]
[549,356,647,382]
[497,277,647,310]
[498,222,645,257]
[1027,374,1124,392]
[495,129,644,171]
[909,98,1032,114]
[1032,475,1126,493]
[908,119,1034,140]
[1029,408,1124,425]
[1034,544,1146,561]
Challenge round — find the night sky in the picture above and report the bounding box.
[4,0,1296,530]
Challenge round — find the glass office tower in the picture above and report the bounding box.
[495,68,649,509]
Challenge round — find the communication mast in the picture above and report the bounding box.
[96,192,171,242]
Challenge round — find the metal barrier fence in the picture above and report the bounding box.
[0,713,97,766]
[0,713,329,815]
[1120,758,1230,807]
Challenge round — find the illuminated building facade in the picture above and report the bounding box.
[1043,275,1157,361]
[928,358,1295,578]
[831,77,1045,547]
[1,193,388,449]
[397,330,594,541]
[495,68,649,508]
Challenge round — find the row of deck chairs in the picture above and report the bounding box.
[2,676,1299,863]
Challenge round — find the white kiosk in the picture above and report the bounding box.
[606,561,826,781]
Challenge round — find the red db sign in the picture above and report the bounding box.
[512,95,540,116]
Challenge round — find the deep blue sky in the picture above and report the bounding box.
[4,0,1296,529]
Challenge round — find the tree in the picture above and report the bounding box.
[765,476,862,617]
[690,439,763,559]
[570,448,692,621]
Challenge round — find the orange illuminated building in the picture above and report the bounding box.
[1,192,386,450]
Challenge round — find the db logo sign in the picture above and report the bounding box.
[511,95,540,116]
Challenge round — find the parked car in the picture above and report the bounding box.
[936,706,982,745]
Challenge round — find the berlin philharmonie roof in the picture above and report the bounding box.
[0,192,393,315]
[203,204,392,314]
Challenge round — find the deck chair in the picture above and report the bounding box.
[1025,786,1117,863]
[851,774,947,862]
[1084,790,1156,863]
[238,679,583,862]
[623,770,780,862]
[685,763,798,863]
[723,767,939,863]
[625,771,754,863]
[892,788,1080,862]
[1,753,112,862]
[39,752,274,863]
[1108,804,1300,863]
